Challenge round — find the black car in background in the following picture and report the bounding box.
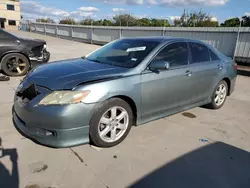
[0,29,50,76]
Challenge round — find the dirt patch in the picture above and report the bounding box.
[25,185,55,188]
[182,112,196,118]
[213,128,227,135]
[29,161,48,173]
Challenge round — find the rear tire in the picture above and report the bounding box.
[206,80,228,109]
[1,53,30,76]
[89,98,133,147]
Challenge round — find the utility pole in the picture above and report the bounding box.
[120,19,122,38]
[91,19,93,44]
[163,19,166,36]
[234,18,242,61]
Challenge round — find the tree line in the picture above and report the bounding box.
[35,10,250,27]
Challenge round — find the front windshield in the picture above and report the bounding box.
[86,39,160,68]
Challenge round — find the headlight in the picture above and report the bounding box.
[43,44,47,49]
[39,91,89,105]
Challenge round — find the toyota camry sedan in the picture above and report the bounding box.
[12,37,237,148]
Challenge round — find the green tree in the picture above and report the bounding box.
[173,19,182,27]
[220,17,240,27]
[221,16,250,27]
[113,14,137,26]
[150,18,169,27]
[93,20,103,26]
[173,9,218,27]
[79,18,94,25]
[102,19,113,26]
[242,15,250,27]
[79,18,113,26]
[36,18,55,23]
[59,18,76,25]
[136,18,151,26]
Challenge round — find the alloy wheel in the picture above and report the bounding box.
[6,56,27,75]
[214,83,227,106]
[98,106,129,143]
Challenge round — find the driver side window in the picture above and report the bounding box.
[154,42,189,68]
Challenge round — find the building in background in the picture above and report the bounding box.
[0,0,20,30]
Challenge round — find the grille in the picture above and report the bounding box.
[17,83,39,101]
[31,45,44,57]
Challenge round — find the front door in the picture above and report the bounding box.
[141,42,194,121]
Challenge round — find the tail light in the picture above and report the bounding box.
[233,61,238,70]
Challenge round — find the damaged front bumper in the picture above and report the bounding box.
[29,49,50,68]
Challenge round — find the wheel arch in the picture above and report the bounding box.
[222,77,231,96]
[108,95,138,125]
[0,51,30,67]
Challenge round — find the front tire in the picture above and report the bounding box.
[1,53,30,76]
[89,98,133,147]
[207,80,228,109]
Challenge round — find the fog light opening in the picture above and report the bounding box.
[36,127,54,136]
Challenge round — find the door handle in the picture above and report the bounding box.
[217,65,223,70]
[185,70,192,77]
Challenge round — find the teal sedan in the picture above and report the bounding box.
[13,37,237,148]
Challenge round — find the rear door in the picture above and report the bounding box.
[186,42,223,104]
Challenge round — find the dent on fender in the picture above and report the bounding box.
[75,78,118,103]
[76,76,123,88]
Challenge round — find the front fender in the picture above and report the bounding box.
[75,75,142,118]
[0,50,31,71]
[0,50,30,63]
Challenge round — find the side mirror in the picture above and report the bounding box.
[149,60,170,71]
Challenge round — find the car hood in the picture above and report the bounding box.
[24,58,129,90]
[20,38,46,46]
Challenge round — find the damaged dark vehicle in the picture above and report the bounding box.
[0,29,50,76]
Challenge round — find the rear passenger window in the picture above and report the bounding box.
[209,49,220,61]
[154,42,189,67]
[190,42,210,63]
